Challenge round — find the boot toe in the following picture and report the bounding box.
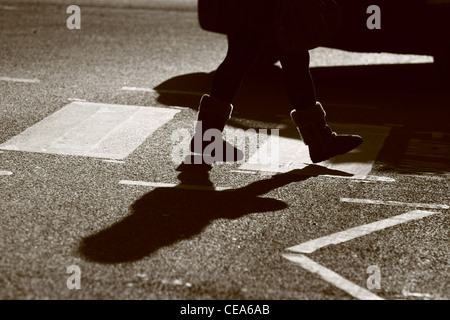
[310,135,362,163]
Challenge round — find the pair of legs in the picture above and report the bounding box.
[211,31,316,111]
[191,30,362,164]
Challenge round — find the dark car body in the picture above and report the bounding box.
[326,0,450,59]
[199,0,450,67]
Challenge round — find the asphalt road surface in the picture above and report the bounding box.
[0,0,448,305]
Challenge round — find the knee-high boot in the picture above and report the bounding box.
[290,102,362,163]
[190,94,244,163]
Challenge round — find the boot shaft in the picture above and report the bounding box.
[191,94,244,163]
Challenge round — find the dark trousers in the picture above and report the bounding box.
[210,31,317,111]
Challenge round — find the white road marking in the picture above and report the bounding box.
[0,170,13,176]
[0,77,40,83]
[68,98,87,102]
[340,198,449,210]
[234,169,396,182]
[0,102,180,160]
[230,169,258,175]
[351,175,396,182]
[121,87,157,93]
[0,5,22,10]
[282,253,383,300]
[121,86,204,96]
[401,287,434,299]
[102,159,125,164]
[119,180,232,191]
[287,210,440,254]
[170,106,189,110]
[239,121,391,180]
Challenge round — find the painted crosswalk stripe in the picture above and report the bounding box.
[0,102,180,160]
[340,198,449,210]
[119,180,232,191]
[286,210,440,254]
[282,253,383,300]
[238,120,391,180]
[0,77,40,83]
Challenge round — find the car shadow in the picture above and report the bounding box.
[78,157,352,264]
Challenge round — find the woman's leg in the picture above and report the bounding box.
[279,50,317,111]
[280,49,362,163]
[190,32,266,162]
[210,32,267,104]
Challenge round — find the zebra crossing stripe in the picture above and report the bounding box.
[0,102,180,160]
[238,121,391,180]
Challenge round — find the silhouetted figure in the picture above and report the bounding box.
[192,0,362,163]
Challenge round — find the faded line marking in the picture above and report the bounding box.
[340,198,449,210]
[230,169,258,175]
[121,86,204,96]
[282,253,383,300]
[0,77,40,83]
[349,175,396,183]
[121,87,156,93]
[119,180,232,191]
[364,175,395,182]
[235,169,396,182]
[401,287,434,299]
[287,210,440,254]
[68,98,87,102]
[0,170,13,176]
[0,5,22,10]
[102,159,125,164]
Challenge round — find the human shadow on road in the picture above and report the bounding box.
[79,157,352,264]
